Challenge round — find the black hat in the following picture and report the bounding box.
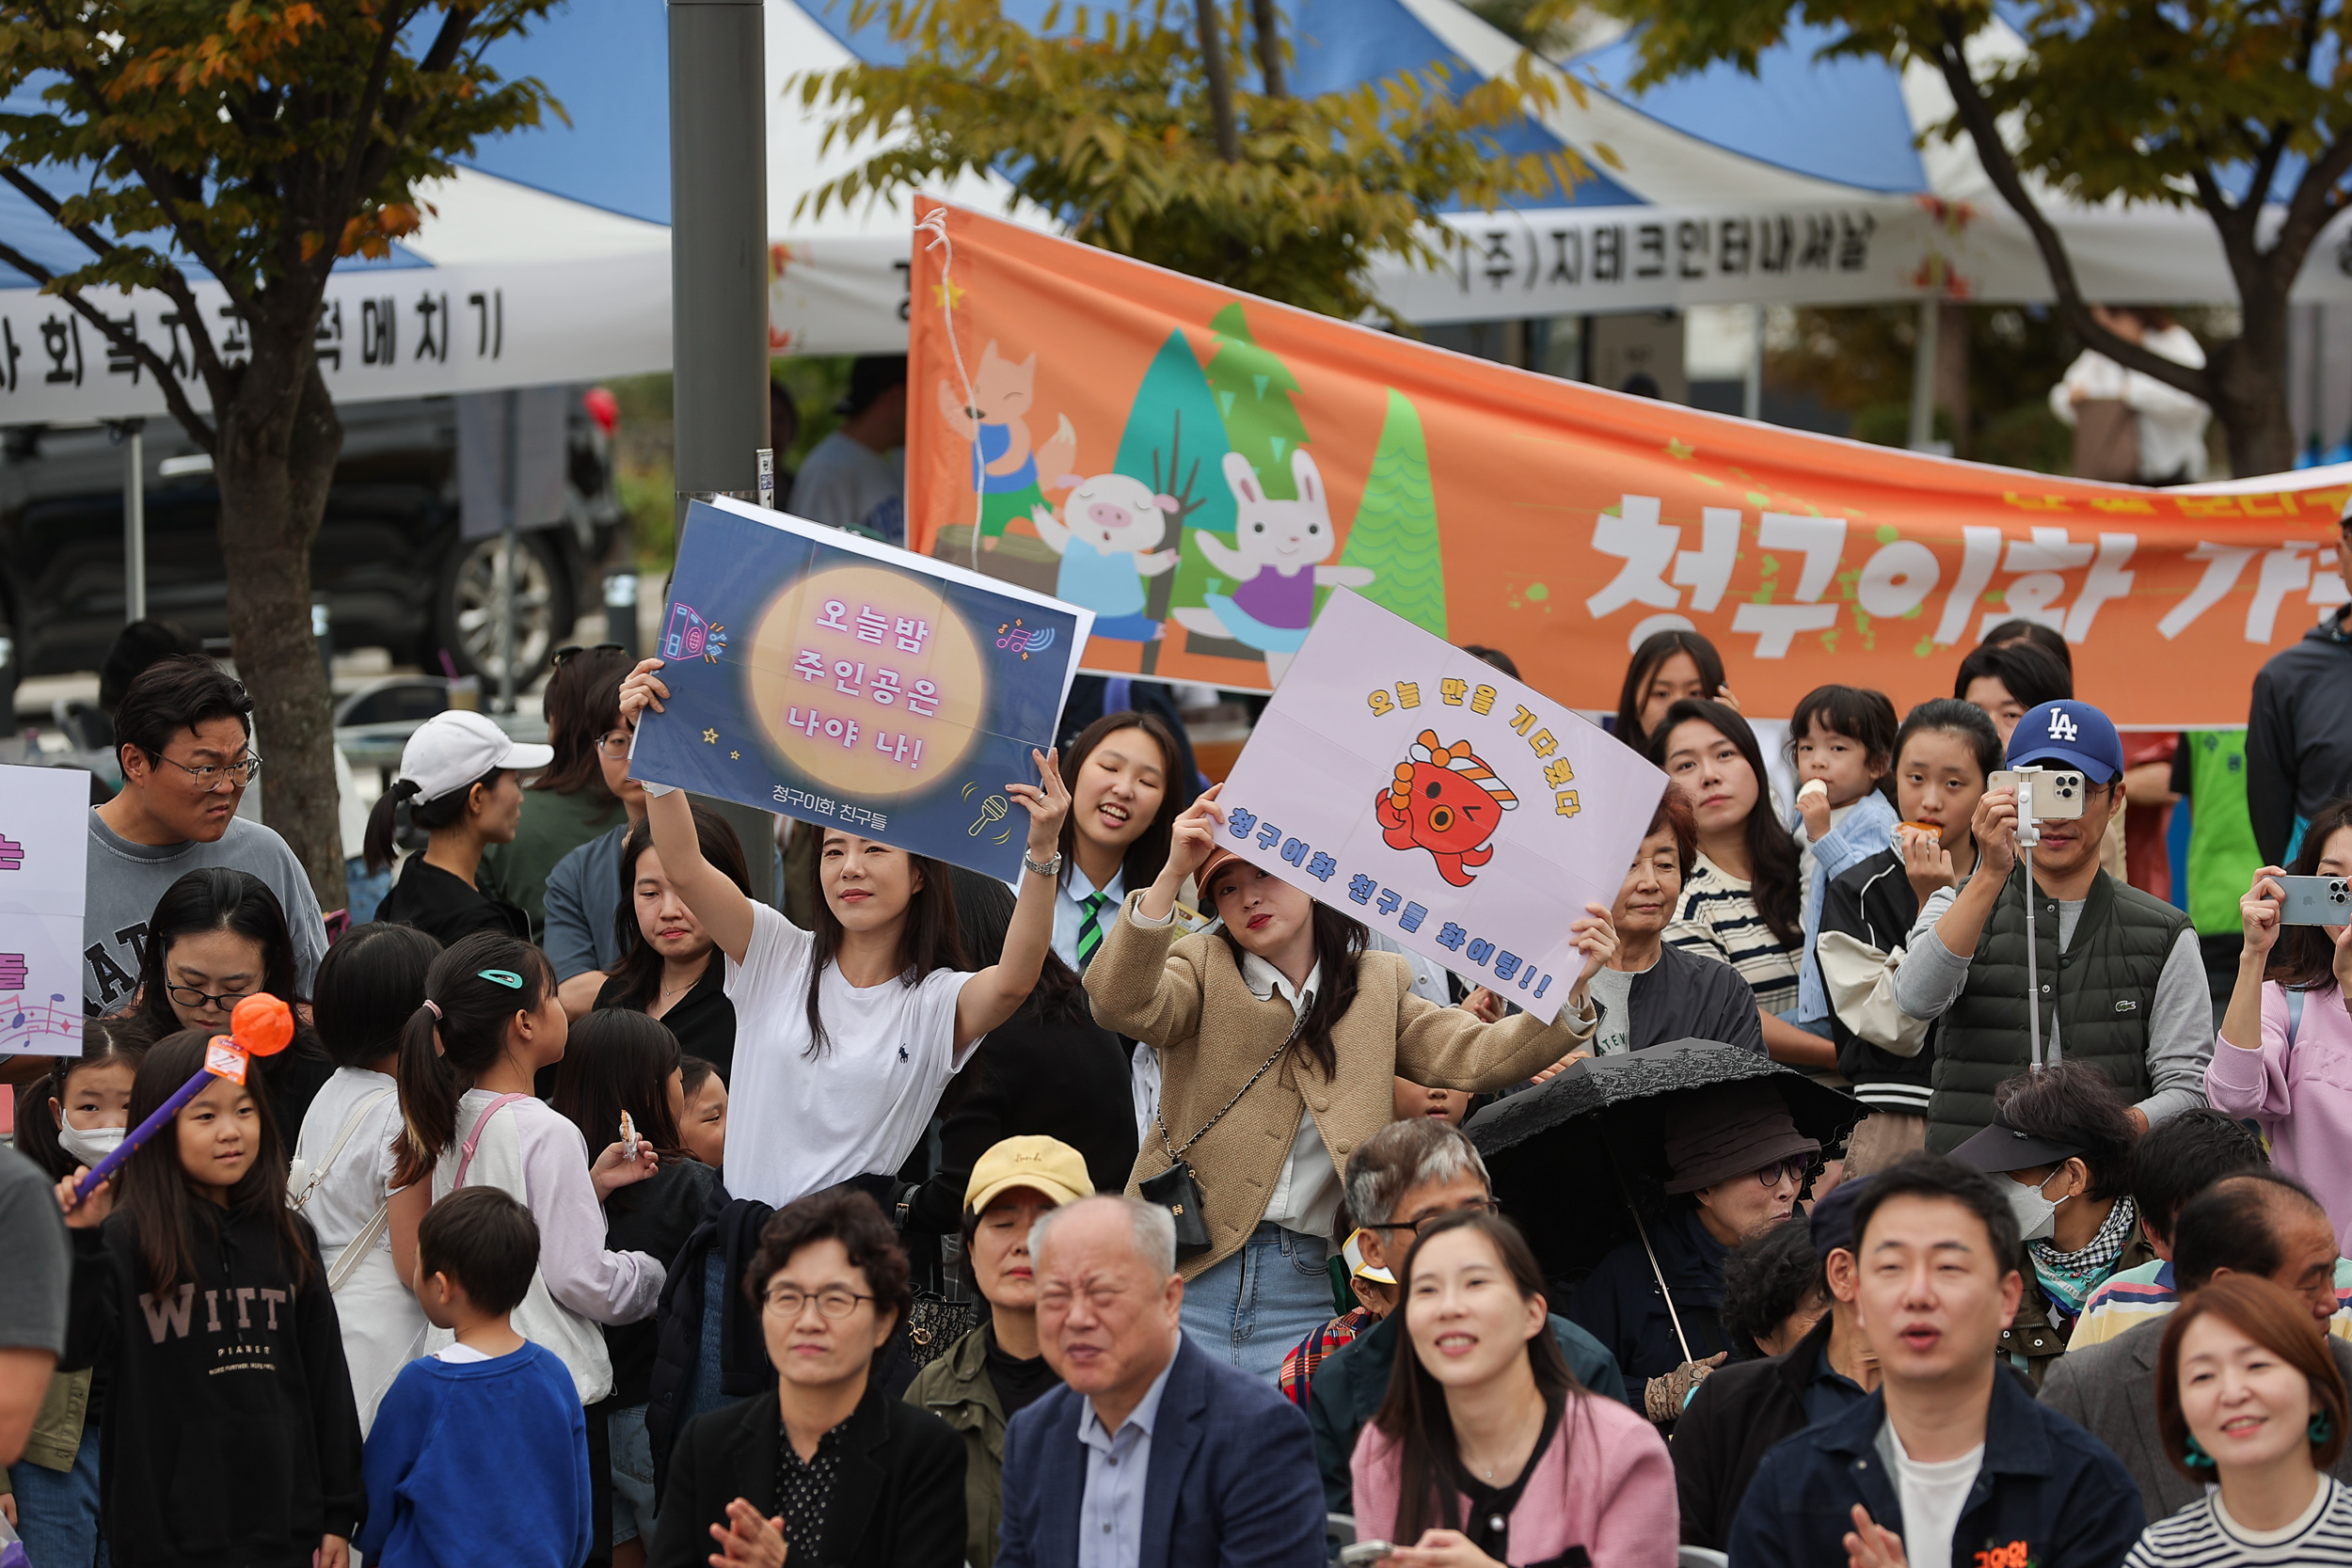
[1807,1175,1872,1259]
[835,355,908,418]
[1948,1108,2086,1175]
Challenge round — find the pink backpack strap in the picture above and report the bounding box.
[451,1093,532,1191]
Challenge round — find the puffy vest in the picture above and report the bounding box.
[1927,865,2192,1152]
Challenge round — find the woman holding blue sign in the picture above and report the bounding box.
[617,657,1072,1211]
[1086,784,1611,1381]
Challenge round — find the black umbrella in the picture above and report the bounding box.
[1465,1038,1865,1347]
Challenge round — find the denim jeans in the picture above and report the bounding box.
[608,1403,657,1545]
[9,1422,108,1568]
[1178,1222,1335,1383]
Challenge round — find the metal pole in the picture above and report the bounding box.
[1907,293,1940,451]
[1741,305,1764,422]
[122,420,146,623]
[669,0,771,530]
[498,388,519,715]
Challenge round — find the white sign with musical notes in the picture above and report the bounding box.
[0,765,87,1056]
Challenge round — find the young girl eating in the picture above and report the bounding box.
[1786,685,1900,1037]
[56,1028,365,1568]
[1086,784,1607,1379]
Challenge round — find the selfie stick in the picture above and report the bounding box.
[2014,770,2044,1075]
[69,995,295,1205]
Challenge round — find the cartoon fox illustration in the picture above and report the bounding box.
[936,341,1077,549]
[1375,730,1518,886]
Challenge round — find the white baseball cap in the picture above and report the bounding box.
[396,710,554,802]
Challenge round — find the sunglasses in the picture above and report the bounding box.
[550,642,626,668]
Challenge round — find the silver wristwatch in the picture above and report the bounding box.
[1022,849,1064,879]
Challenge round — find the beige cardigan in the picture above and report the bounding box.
[1085,890,1597,1278]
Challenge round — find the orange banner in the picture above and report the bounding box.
[907,198,2349,726]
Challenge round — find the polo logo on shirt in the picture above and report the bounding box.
[1973,1543,2033,1568]
[898,1045,909,1063]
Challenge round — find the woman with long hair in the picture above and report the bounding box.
[56,1029,365,1568]
[617,657,1071,1212]
[552,1008,717,1568]
[1086,787,1605,1379]
[365,710,553,945]
[593,803,749,1077]
[2125,1275,2352,1565]
[2211,796,2352,1253]
[1613,629,1732,756]
[292,921,441,1432]
[132,864,336,1134]
[1649,698,1827,1069]
[1354,1210,1674,1567]
[483,644,637,940]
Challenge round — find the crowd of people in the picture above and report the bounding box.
[8,499,2352,1568]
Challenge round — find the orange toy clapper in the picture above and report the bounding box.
[71,993,294,1203]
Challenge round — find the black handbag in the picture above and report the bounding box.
[1146,1013,1304,1260]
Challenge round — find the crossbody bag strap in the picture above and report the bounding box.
[291,1086,398,1210]
[327,1198,394,1293]
[451,1092,532,1191]
[1155,1007,1310,1164]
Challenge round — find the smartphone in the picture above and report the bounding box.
[1989,768,2088,821]
[2279,875,2352,927]
[1338,1544,1396,1565]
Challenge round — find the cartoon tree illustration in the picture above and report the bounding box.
[1204,302,1310,499]
[1112,329,1241,671]
[1338,388,1447,636]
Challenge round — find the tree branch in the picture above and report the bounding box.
[0,168,119,261]
[0,240,216,449]
[2267,121,2352,291]
[1924,9,2212,405]
[1251,0,1286,98]
[1194,0,1240,161]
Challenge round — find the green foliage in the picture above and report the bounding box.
[0,0,562,432]
[1116,328,1235,628]
[1338,388,1446,635]
[801,0,1590,322]
[1204,302,1309,498]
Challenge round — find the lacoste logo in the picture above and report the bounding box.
[2115,999,2137,1013]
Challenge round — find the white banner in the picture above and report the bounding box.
[0,763,88,1056]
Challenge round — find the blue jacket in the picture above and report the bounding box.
[1727,1369,2144,1568]
[358,1342,592,1568]
[997,1333,1326,1568]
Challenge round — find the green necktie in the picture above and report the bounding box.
[1076,890,1111,972]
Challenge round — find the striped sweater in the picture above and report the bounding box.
[2122,1476,2352,1567]
[1665,853,1802,1017]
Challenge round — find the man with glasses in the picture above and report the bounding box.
[2249,500,2352,864]
[80,655,326,1016]
[1567,1085,1819,1426]
[1304,1118,1623,1512]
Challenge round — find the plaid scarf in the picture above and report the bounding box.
[2029,1195,2137,1323]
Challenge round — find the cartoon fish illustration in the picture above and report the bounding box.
[1375,729,1518,887]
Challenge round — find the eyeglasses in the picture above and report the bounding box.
[594,728,634,757]
[552,642,626,667]
[1361,1197,1502,1237]
[1751,1157,1813,1188]
[167,984,253,1012]
[763,1286,873,1321]
[152,752,262,786]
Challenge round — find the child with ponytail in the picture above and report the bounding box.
[55,1027,364,1568]
[389,929,665,1563]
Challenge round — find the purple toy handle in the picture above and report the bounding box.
[70,1065,216,1204]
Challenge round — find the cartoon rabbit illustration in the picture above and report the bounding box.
[1171,448,1373,683]
[936,341,1077,551]
[1029,473,1180,642]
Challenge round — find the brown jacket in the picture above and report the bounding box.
[1087,890,1596,1277]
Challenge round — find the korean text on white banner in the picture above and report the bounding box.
[0,764,89,1056]
[1214,591,1668,1023]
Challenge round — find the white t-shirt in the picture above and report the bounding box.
[792,431,905,544]
[1879,1423,1984,1568]
[722,900,977,1208]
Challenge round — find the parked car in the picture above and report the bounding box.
[0,389,626,714]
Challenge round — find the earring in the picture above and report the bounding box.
[2312,1414,2335,1445]
[2185,1436,2217,1470]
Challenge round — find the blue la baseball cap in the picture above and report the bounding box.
[2006,699,2125,784]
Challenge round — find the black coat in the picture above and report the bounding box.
[373,855,531,947]
[650,1381,964,1568]
[1820,848,1934,1109]
[1671,1311,1833,1550]
[1617,940,1768,1054]
[1565,1203,1738,1404]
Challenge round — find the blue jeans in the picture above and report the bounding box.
[1179,1222,1334,1383]
[9,1422,108,1568]
[609,1402,656,1545]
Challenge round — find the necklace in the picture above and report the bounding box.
[1460,1394,1545,1483]
[660,976,696,998]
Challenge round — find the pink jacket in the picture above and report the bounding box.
[1350,1391,1675,1567]
[2205,980,2352,1255]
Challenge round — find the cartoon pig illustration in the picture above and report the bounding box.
[1170,448,1373,683]
[1375,730,1518,886]
[1030,473,1180,642]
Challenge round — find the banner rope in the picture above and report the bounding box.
[914,208,989,568]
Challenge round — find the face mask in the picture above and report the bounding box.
[2004,1172,2066,1243]
[57,1121,125,1167]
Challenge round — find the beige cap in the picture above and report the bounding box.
[963,1134,1094,1217]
